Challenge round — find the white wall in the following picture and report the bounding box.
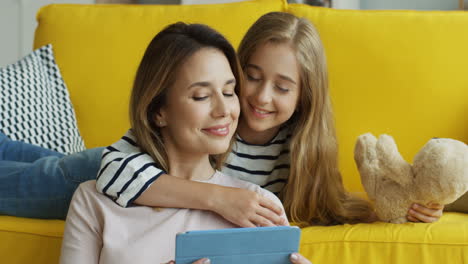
[333,0,360,9]
[0,0,94,67]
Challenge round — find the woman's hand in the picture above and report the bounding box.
[167,254,312,264]
[164,258,210,264]
[290,253,312,264]
[210,186,287,227]
[407,202,444,223]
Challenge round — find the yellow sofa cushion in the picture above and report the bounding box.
[0,216,64,264]
[2,213,467,264]
[300,212,468,263]
[288,4,468,192]
[34,0,286,149]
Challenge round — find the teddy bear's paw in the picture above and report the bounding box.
[413,137,468,198]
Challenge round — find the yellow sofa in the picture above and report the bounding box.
[1,0,467,263]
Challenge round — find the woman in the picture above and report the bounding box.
[60,22,306,264]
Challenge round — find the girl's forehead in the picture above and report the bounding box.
[247,42,300,81]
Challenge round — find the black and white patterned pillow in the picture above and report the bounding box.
[0,44,85,154]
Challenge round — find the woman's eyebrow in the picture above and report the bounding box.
[226,79,236,85]
[187,81,210,89]
[187,79,236,89]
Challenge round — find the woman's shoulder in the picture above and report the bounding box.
[211,171,257,189]
[213,172,283,205]
[74,180,100,199]
[73,180,112,206]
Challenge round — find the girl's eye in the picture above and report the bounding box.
[223,93,234,97]
[247,75,261,82]
[276,85,289,93]
[193,96,208,101]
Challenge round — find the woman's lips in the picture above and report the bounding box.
[202,124,230,136]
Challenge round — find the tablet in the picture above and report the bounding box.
[175,226,301,264]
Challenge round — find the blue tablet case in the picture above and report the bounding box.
[175,226,301,264]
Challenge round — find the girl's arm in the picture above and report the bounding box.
[60,184,102,264]
[135,174,286,227]
[96,131,285,227]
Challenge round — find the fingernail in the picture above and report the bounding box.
[290,253,299,261]
[202,258,211,264]
[412,204,418,209]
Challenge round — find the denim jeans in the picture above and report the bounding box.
[0,132,103,219]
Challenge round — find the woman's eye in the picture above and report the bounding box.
[247,75,261,82]
[223,92,234,97]
[193,96,208,101]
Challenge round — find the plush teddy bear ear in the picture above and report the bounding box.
[354,133,378,200]
[354,133,377,168]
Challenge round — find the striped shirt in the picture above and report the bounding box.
[96,128,291,207]
[222,128,290,195]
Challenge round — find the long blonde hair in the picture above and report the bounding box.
[130,22,242,173]
[238,12,373,226]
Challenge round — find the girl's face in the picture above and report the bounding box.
[240,41,301,138]
[158,48,240,156]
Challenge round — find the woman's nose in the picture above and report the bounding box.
[213,96,229,118]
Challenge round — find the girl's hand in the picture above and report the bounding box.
[211,186,287,227]
[290,253,312,264]
[407,202,444,223]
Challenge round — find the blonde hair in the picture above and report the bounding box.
[238,12,373,226]
[130,22,242,173]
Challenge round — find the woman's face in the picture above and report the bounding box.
[240,41,301,136]
[158,47,240,156]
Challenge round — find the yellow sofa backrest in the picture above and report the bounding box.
[34,0,468,192]
[34,0,286,148]
[287,5,468,191]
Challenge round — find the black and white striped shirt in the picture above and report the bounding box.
[96,128,291,207]
[222,129,290,195]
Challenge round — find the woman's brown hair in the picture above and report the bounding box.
[129,22,243,173]
[238,12,373,226]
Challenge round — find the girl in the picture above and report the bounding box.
[60,22,306,264]
[95,11,444,227]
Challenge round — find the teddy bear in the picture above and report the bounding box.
[354,133,468,224]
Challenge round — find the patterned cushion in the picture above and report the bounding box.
[0,44,85,154]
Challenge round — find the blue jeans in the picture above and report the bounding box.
[0,132,103,219]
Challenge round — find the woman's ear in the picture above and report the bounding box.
[155,108,167,128]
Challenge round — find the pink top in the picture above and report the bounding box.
[60,171,288,264]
